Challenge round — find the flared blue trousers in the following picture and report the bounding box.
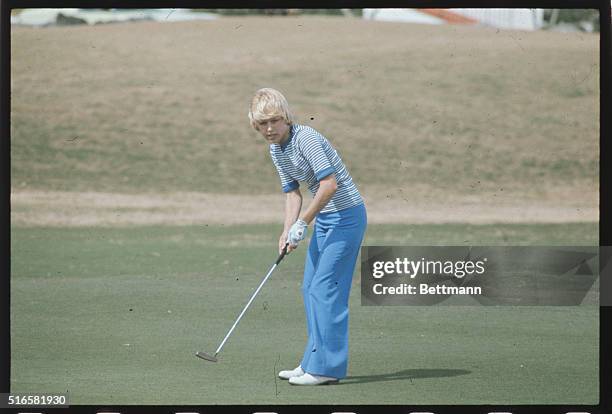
[299,203,367,379]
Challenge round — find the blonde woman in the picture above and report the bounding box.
[249,88,367,385]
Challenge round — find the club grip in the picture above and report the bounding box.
[275,243,289,265]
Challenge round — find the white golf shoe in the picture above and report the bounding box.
[278,365,305,380]
[288,372,339,386]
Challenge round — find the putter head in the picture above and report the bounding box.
[196,351,218,362]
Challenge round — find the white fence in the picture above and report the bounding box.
[450,8,545,31]
[363,8,545,31]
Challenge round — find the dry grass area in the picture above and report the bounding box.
[11,17,599,224]
[11,190,597,226]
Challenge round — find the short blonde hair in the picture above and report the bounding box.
[248,88,295,129]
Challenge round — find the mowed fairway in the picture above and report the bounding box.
[11,223,598,405]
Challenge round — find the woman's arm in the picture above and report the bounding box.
[300,174,337,224]
[284,174,337,253]
[279,188,303,254]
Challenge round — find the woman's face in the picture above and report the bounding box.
[255,116,291,145]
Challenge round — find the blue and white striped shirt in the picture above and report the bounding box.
[269,124,363,214]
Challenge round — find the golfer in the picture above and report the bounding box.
[248,88,367,385]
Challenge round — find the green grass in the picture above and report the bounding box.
[11,223,598,405]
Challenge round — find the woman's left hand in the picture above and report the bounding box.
[288,219,308,247]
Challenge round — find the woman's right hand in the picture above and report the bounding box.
[279,231,296,255]
[279,231,289,255]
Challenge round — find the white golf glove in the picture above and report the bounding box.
[288,219,308,246]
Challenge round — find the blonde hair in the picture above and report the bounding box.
[248,88,295,129]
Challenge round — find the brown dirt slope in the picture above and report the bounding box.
[11,17,599,224]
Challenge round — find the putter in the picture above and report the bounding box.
[196,243,289,363]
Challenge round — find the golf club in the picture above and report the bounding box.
[196,243,289,362]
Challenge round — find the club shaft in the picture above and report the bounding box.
[215,262,279,355]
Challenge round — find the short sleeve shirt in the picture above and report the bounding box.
[269,124,363,214]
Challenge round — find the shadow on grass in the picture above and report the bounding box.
[342,368,471,384]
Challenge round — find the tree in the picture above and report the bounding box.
[543,9,600,32]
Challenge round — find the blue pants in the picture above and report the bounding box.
[299,203,367,379]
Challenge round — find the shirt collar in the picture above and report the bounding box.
[280,125,294,150]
